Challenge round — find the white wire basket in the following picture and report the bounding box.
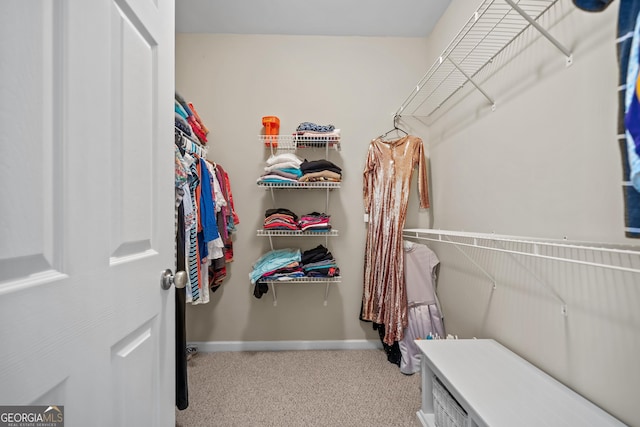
[433,376,469,427]
[259,134,341,151]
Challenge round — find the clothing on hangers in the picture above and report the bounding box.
[174,138,238,304]
[174,94,217,411]
[398,240,445,375]
[361,135,430,345]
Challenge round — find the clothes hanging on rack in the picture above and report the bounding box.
[175,91,208,145]
[174,93,221,413]
[176,127,206,158]
[398,240,445,375]
[373,323,402,366]
[360,135,429,345]
[625,7,640,196]
[573,0,640,237]
[185,159,204,303]
[174,129,239,304]
[210,163,239,286]
[571,0,614,12]
[175,202,188,410]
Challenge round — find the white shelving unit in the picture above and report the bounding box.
[257,230,339,237]
[261,277,342,307]
[256,135,342,306]
[257,181,341,189]
[402,229,640,274]
[415,339,626,427]
[260,134,341,154]
[395,0,571,123]
[258,229,339,253]
[257,180,340,207]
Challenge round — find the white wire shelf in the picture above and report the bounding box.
[262,276,342,306]
[395,0,571,123]
[257,229,339,237]
[257,181,341,189]
[259,134,341,151]
[402,228,640,274]
[260,277,341,284]
[403,228,640,317]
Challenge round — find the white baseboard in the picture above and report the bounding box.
[188,340,383,352]
[416,410,433,427]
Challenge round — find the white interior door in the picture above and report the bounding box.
[0,0,175,426]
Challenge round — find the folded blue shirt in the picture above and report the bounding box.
[249,248,301,284]
[296,122,335,133]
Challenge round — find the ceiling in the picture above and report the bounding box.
[175,0,452,37]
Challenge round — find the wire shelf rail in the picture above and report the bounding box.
[395,0,571,123]
[403,228,640,317]
[261,277,342,306]
[257,181,341,189]
[260,134,341,153]
[257,230,339,237]
[402,228,640,275]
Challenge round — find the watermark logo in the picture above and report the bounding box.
[0,406,64,427]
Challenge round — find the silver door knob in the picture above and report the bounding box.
[161,269,187,290]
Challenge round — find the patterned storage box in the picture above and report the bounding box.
[433,376,469,427]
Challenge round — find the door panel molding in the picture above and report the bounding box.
[0,0,65,288]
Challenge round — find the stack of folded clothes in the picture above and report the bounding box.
[250,248,304,298]
[299,159,342,182]
[301,244,340,278]
[250,245,340,298]
[298,212,331,232]
[257,153,303,184]
[262,209,332,232]
[263,208,299,231]
[294,122,341,147]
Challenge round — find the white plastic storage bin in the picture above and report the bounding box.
[433,376,469,427]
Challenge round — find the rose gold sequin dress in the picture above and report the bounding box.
[361,135,429,345]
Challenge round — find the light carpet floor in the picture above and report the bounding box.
[175,349,423,427]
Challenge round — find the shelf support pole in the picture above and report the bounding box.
[447,57,497,111]
[324,283,330,306]
[494,240,568,316]
[271,283,277,306]
[443,235,497,289]
[325,188,330,213]
[269,188,276,207]
[504,0,573,66]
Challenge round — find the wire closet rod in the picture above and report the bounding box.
[175,126,207,157]
[175,126,206,148]
[402,229,640,275]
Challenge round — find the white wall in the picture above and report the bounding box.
[415,1,640,425]
[423,1,626,244]
[176,1,640,424]
[175,34,431,344]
